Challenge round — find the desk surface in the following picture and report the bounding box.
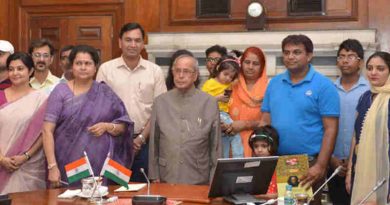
[9,183,225,205]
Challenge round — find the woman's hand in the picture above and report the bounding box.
[221,121,246,135]
[230,121,247,134]
[88,122,110,137]
[10,155,27,167]
[48,166,61,188]
[0,157,18,172]
[220,122,230,133]
[345,169,352,194]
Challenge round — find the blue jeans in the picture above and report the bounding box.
[220,112,244,158]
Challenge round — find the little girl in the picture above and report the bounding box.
[202,56,244,158]
[248,125,279,200]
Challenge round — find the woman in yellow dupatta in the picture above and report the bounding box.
[347,51,390,205]
[225,47,268,157]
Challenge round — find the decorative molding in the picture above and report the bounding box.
[146,29,377,80]
[168,0,358,26]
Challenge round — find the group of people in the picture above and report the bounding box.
[0,21,389,205]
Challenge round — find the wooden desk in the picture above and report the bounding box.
[9,183,225,205]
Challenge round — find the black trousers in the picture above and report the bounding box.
[327,167,351,205]
[130,143,149,183]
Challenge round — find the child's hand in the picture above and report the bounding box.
[216,94,229,103]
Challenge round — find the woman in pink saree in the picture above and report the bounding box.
[0,52,47,194]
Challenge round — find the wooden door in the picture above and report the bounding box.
[30,16,113,77]
[66,16,113,65]
[30,17,65,77]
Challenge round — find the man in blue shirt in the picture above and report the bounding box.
[261,34,340,205]
[328,39,369,205]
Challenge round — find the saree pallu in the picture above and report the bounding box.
[0,90,48,194]
[45,82,133,185]
[229,73,268,157]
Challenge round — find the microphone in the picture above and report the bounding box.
[305,166,343,205]
[140,168,150,195]
[357,178,387,205]
[132,168,166,205]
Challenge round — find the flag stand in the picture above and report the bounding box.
[84,151,107,204]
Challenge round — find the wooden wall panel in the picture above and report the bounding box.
[124,0,161,33]
[17,1,123,57]
[20,0,123,6]
[160,0,366,32]
[368,0,390,52]
[261,0,286,17]
[0,0,10,40]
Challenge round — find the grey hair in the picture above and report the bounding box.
[173,54,199,71]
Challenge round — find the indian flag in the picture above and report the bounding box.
[65,157,92,184]
[100,157,131,189]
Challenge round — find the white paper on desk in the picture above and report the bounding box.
[58,189,81,199]
[114,183,147,192]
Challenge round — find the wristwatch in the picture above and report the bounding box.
[138,134,146,144]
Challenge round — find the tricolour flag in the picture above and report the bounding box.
[65,156,92,184]
[100,157,131,189]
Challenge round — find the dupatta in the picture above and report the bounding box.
[0,91,47,193]
[351,77,390,204]
[229,70,268,157]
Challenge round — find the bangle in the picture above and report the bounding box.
[24,152,31,160]
[48,163,57,170]
[111,123,116,132]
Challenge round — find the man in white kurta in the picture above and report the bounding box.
[149,54,221,185]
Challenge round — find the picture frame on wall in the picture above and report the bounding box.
[287,0,325,16]
[196,0,230,18]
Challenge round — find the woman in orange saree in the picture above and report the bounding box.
[226,47,268,157]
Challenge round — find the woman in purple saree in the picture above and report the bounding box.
[0,52,48,194]
[42,45,133,187]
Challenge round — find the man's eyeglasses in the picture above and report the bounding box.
[206,57,220,63]
[172,68,195,76]
[32,53,51,59]
[337,55,360,62]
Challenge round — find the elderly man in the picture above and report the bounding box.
[0,40,14,90]
[149,53,221,185]
[29,38,60,93]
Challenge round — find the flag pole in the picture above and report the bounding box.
[84,151,103,202]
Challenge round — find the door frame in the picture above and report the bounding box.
[13,0,124,58]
